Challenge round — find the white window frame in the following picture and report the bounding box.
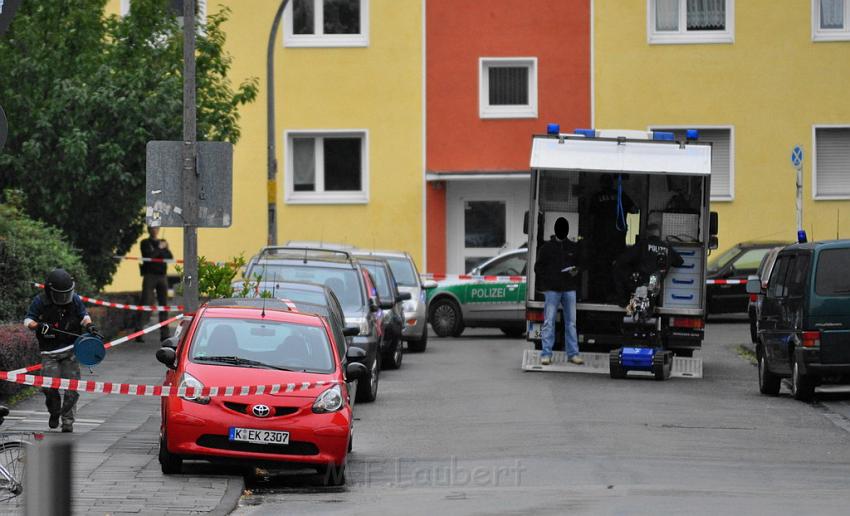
[812,124,850,200]
[284,129,369,205]
[647,0,735,45]
[649,125,735,201]
[478,57,538,120]
[283,0,369,48]
[120,0,207,24]
[813,0,850,41]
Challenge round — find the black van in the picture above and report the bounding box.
[748,240,850,401]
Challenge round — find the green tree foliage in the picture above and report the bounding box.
[0,0,258,288]
[0,193,93,323]
[175,254,247,300]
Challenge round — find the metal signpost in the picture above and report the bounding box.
[791,145,806,243]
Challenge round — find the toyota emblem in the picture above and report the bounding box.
[251,404,271,418]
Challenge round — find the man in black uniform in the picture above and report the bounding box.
[612,224,684,306]
[588,174,638,301]
[138,225,173,340]
[24,268,101,432]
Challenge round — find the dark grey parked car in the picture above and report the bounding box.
[747,246,785,343]
[356,257,410,370]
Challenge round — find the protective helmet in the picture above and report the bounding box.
[45,268,75,305]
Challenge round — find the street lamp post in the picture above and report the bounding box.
[266,0,290,246]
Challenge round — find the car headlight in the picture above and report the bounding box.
[312,384,344,414]
[179,372,210,404]
[346,317,370,336]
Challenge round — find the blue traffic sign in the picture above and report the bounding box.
[791,145,804,168]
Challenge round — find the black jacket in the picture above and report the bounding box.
[140,237,173,276]
[534,237,580,292]
[25,294,88,352]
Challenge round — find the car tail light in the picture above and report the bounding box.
[749,294,758,302]
[670,317,704,329]
[526,310,544,322]
[802,331,821,348]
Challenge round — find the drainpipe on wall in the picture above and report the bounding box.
[267,0,290,245]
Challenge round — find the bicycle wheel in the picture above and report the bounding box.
[0,440,26,501]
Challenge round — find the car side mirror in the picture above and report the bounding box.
[346,361,369,382]
[422,280,438,289]
[745,275,762,295]
[396,291,412,302]
[379,299,394,310]
[709,211,719,237]
[156,347,177,370]
[343,326,360,337]
[369,299,379,312]
[708,235,718,250]
[346,346,367,361]
[161,336,178,349]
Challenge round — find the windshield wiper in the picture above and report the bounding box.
[195,356,301,372]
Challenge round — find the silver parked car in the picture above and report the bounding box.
[353,250,435,352]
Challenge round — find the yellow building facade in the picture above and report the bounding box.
[106,0,424,292]
[594,0,850,253]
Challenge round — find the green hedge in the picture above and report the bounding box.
[0,201,93,324]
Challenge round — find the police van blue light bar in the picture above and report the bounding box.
[574,128,596,138]
[686,129,699,140]
[546,123,560,135]
[652,131,675,141]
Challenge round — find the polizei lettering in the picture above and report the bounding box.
[470,287,506,300]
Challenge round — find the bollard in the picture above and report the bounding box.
[25,437,73,516]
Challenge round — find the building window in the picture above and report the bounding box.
[652,127,734,200]
[479,58,538,119]
[814,126,850,199]
[813,0,850,40]
[283,0,369,48]
[121,0,207,26]
[648,0,734,44]
[285,131,368,204]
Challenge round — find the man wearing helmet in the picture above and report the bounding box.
[23,268,101,433]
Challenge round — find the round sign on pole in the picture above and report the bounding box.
[791,145,804,169]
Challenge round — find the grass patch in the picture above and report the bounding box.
[736,344,757,365]
[3,386,38,407]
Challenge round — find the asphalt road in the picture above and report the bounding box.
[235,322,850,516]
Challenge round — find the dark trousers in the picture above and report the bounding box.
[140,274,170,339]
[41,350,80,426]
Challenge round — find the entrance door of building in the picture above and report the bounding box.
[446,179,529,274]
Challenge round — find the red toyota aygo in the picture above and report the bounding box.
[156,300,367,485]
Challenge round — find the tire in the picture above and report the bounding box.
[407,331,427,353]
[382,337,403,370]
[791,354,815,402]
[500,326,525,338]
[749,309,759,344]
[159,433,183,475]
[319,463,346,487]
[609,349,626,379]
[355,354,380,403]
[429,298,464,338]
[757,346,780,396]
[0,441,25,501]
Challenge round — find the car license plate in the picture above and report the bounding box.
[527,322,542,340]
[228,427,289,445]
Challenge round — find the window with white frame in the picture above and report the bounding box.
[120,0,207,24]
[814,127,850,198]
[654,127,733,200]
[813,0,850,40]
[648,0,734,44]
[479,58,538,119]
[286,131,368,204]
[283,0,369,48]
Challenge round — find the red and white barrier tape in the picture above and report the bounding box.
[422,274,748,286]
[421,273,526,283]
[114,255,183,264]
[0,372,338,398]
[8,315,184,375]
[33,283,183,312]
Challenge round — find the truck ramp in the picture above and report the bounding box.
[522,349,703,379]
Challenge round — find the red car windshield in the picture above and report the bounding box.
[189,318,335,374]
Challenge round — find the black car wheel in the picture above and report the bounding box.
[159,432,182,475]
[355,354,380,403]
[430,298,464,338]
[382,337,403,370]
[749,308,759,344]
[757,346,780,396]
[407,331,427,353]
[791,355,815,402]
